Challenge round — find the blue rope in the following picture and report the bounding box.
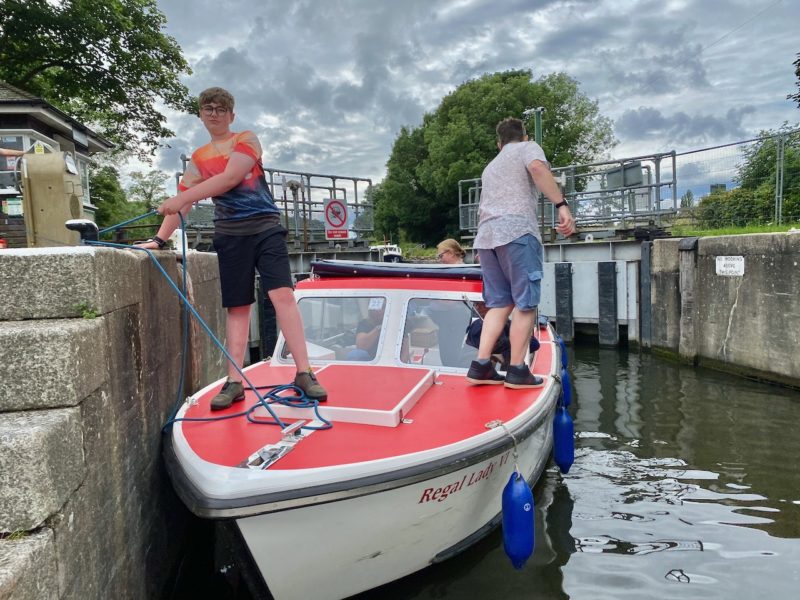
[164,383,332,431]
[244,384,332,429]
[97,210,158,235]
[172,214,189,426]
[83,218,332,431]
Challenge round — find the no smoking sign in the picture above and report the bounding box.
[324,198,348,239]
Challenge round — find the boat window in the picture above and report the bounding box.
[401,298,477,368]
[282,296,387,362]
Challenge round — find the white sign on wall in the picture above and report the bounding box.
[715,255,745,277]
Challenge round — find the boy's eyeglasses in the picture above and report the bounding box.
[201,105,229,116]
[437,251,450,260]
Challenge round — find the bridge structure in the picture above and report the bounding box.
[180,167,375,252]
[458,151,679,243]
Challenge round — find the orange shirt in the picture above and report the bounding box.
[179,130,279,222]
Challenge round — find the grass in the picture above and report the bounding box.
[401,243,436,260]
[670,221,800,237]
[73,301,99,319]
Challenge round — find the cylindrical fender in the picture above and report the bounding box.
[560,368,572,407]
[553,405,575,474]
[502,472,535,569]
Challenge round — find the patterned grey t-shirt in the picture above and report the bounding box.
[473,141,547,249]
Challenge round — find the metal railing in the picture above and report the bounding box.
[263,168,374,248]
[459,151,678,235]
[673,129,800,226]
[181,166,375,251]
[459,129,800,235]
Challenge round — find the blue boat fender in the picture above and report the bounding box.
[553,405,575,474]
[502,471,535,569]
[556,335,568,368]
[560,368,572,407]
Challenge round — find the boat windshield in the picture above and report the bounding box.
[401,298,477,368]
[285,295,388,362]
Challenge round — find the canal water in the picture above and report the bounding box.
[175,342,800,599]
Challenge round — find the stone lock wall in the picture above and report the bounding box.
[648,233,800,387]
[0,247,226,599]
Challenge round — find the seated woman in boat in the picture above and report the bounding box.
[436,238,467,264]
[346,298,386,361]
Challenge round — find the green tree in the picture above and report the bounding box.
[0,0,194,159]
[737,126,800,222]
[90,165,158,234]
[375,70,616,244]
[697,126,800,227]
[374,124,431,242]
[790,52,800,108]
[353,186,377,233]
[680,189,694,208]
[126,169,169,211]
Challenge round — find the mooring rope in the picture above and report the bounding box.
[84,212,331,432]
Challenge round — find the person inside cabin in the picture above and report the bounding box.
[427,239,474,365]
[423,298,473,367]
[135,87,327,408]
[347,298,386,361]
[464,302,540,371]
[436,238,466,264]
[468,117,575,388]
[0,148,25,157]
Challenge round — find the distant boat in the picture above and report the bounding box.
[369,242,403,262]
[163,260,564,600]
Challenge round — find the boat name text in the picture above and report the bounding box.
[418,452,511,503]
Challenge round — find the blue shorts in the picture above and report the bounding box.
[478,234,543,311]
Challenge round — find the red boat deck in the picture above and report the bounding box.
[181,333,554,470]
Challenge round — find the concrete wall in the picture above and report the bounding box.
[649,239,682,352]
[649,233,800,387]
[0,247,225,600]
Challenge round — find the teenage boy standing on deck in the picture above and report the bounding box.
[467,117,575,388]
[137,87,327,408]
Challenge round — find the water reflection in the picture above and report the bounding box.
[574,536,703,555]
[572,343,800,538]
[562,342,800,599]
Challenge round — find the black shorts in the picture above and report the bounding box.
[213,226,293,308]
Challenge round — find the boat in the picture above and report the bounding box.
[368,242,403,262]
[163,259,565,600]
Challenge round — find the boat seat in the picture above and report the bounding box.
[409,326,438,348]
[333,344,357,361]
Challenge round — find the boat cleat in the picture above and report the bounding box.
[241,420,323,470]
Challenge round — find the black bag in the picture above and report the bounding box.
[465,319,539,364]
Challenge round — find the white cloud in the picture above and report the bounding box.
[144,0,799,185]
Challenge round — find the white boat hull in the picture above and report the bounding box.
[237,416,553,600]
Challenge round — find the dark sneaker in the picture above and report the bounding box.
[504,365,544,389]
[210,379,245,410]
[295,370,328,402]
[466,360,505,385]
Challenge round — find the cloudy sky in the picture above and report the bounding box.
[149,0,799,190]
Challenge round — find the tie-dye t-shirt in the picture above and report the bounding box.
[178,131,279,232]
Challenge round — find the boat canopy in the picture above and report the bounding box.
[310,259,482,281]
